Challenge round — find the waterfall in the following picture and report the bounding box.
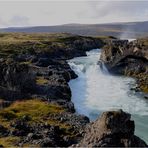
[68,48,148,143]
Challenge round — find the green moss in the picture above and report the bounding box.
[20,61,31,65]
[0,136,20,147]
[36,76,49,85]
[137,37,148,47]
[58,36,81,42]
[0,33,77,58]
[140,85,148,93]
[95,36,117,40]
[0,110,17,120]
[0,99,77,146]
[0,99,65,128]
[124,69,148,94]
[0,33,105,58]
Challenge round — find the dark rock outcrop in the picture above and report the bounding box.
[2,112,89,147]
[0,125,8,137]
[0,34,103,146]
[73,110,147,147]
[0,60,36,101]
[0,59,77,111]
[0,35,104,109]
[100,39,148,93]
[100,39,147,73]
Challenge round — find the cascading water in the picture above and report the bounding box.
[68,48,148,143]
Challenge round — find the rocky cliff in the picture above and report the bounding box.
[73,110,147,147]
[100,38,148,94]
[0,33,104,106]
[0,33,104,147]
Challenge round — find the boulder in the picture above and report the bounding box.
[73,110,147,147]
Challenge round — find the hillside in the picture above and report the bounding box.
[0,21,148,38]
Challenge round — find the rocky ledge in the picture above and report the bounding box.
[73,110,147,147]
[100,38,148,94]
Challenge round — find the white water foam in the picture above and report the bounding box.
[68,49,148,142]
[128,38,136,42]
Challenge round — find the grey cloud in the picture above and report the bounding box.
[86,1,148,22]
[10,15,30,26]
[0,17,8,26]
[0,1,148,27]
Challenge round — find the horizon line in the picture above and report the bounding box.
[0,20,148,29]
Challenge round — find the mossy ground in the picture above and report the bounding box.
[140,85,148,93]
[0,136,20,147]
[0,99,74,147]
[0,33,70,58]
[36,76,49,85]
[0,99,65,127]
[137,37,148,47]
[125,70,148,93]
[0,32,107,59]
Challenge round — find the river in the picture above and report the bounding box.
[68,48,148,143]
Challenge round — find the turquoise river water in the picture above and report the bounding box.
[68,48,148,143]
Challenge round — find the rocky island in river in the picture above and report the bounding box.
[0,33,147,147]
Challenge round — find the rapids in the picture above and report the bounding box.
[68,49,148,143]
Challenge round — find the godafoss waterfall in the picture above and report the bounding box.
[68,49,148,143]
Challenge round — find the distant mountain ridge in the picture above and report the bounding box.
[0,21,148,38]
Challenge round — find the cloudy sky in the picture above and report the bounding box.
[0,0,148,28]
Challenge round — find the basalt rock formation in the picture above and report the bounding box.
[73,110,147,147]
[0,33,104,109]
[0,99,89,147]
[100,39,148,94]
[0,33,104,147]
[0,60,36,103]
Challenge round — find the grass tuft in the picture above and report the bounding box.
[0,99,65,127]
[36,76,49,85]
[0,136,20,147]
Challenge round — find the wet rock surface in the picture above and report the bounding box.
[73,110,147,147]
